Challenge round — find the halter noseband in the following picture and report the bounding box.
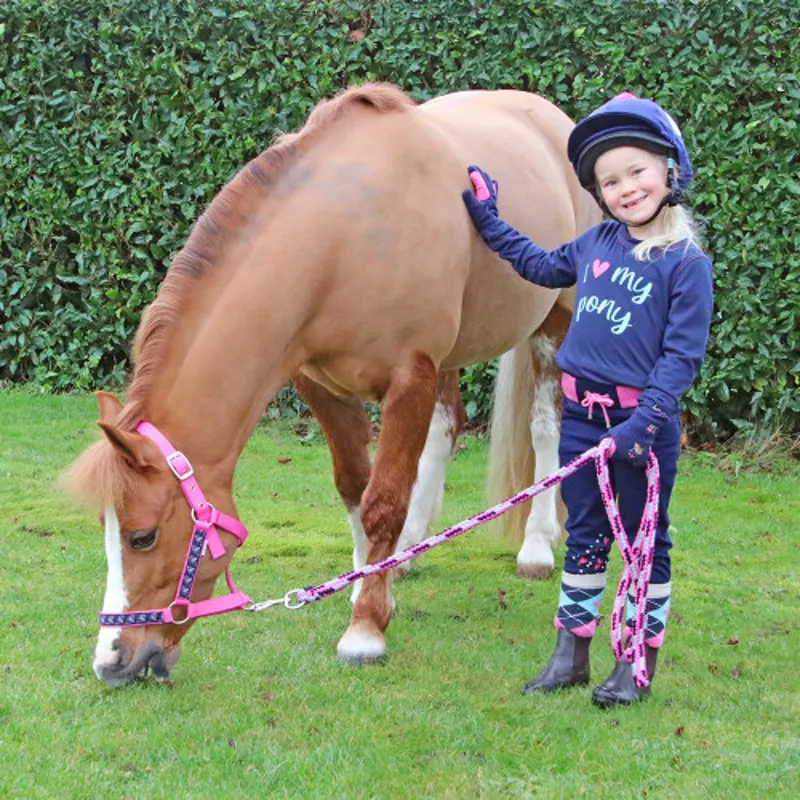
[98,421,251,628]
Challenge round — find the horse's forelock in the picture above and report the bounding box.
[62,438,140,513]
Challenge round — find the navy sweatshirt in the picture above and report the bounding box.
[480,218,714,415]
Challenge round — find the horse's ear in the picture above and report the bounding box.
[97,421,161,472]
[95,390,124,423]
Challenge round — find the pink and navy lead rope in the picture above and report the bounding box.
[252,438,659,689]
[103,421,657,687]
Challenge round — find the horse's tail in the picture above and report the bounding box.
[486,340,536,541]
[486,300,571,542]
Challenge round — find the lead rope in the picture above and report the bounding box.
[595,444,660,688]
[247,439,659,688]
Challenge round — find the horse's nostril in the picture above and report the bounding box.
[147,647,171,681]
[111,639,132,669]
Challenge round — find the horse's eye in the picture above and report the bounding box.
[128,528,158,551]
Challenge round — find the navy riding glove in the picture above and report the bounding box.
[462,165,500,233]
[605,390,676,469]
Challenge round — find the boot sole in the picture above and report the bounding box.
[591,688,650,708]
[521,678,589,695]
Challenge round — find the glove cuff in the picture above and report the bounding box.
[638,387,679,419]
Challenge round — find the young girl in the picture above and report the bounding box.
[463,92,714,707]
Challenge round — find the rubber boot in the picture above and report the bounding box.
[521,627,591,695]
[591,644,659,708]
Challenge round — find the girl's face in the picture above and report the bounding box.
[594,146,670,232]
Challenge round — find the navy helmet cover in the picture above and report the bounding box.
[567,93,693,194]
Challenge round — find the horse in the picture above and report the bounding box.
[63,83,599,685]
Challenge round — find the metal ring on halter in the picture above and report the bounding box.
[168,601,192,624]
[191,503,215,524]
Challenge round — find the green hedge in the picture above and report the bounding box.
[1,0,798,435]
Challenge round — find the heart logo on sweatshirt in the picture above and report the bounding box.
[592,258,611,279]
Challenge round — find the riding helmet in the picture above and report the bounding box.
[567,92,693,205]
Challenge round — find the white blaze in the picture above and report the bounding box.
[92,507,128,678]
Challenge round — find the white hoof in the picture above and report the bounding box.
[516,538,556,580]
[336,626,386,665]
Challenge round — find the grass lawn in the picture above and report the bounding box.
[1,388,798,799]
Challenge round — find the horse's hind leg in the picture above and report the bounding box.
[337,353,438,664]
[394,369,465,573]
[292,372,372,600]
[516,304,570,578]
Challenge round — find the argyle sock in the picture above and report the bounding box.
[626,582,671,648]
[554,572,607,637]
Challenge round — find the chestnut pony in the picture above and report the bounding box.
[65,84,599,685]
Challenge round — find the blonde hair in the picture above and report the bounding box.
[632,204,702,261]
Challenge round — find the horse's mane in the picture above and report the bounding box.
[119,82,415,432]
[64,83,416,510]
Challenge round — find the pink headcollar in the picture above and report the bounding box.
[98,422,251,627]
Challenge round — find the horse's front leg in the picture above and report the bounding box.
[337,353,438,664]
[292,372,372,604]
[394,369,465,574]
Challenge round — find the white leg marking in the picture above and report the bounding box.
[394,402,454,570]
[519,340,563,573]
[347,506,396,611]
[336,626,387,662]
[348,507,367,604]
[340,508,390,662]
[93,507,128,678]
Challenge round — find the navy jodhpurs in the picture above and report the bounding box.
[559,397,681,585]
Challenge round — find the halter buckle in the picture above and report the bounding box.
[167,451,194,481]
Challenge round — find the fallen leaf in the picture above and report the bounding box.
[277,457,292,465]
[727,637,739,645]
[675,726,685,736]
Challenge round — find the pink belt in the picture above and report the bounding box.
[561,372,641,429]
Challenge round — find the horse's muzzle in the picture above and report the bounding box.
[94,639,181,686]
